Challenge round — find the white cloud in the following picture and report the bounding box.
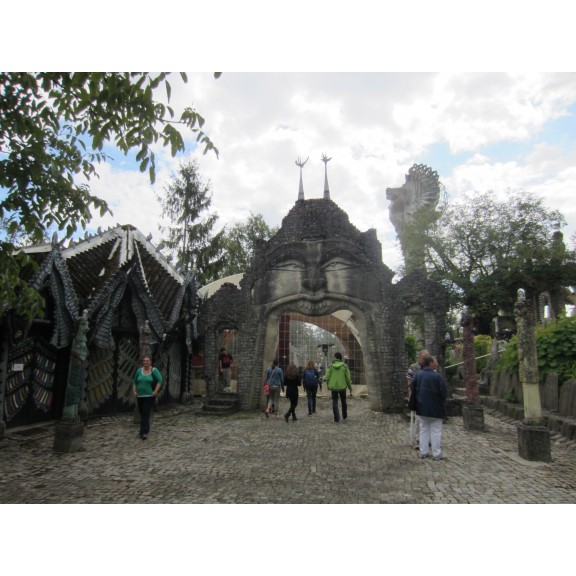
[80,72,576,274]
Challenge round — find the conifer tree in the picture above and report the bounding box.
[158,159,225,285]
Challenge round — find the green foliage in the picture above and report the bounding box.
[497,316,576,383]
[474,334,492,372]
[404,333,417,364]
[219,212,279,276]
[407,190,576,333]
[158,159,225,285]
[536,316,576,382]
[496,335,520,375]
[1,72,218,319]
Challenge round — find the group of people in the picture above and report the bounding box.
[406,349,448,460]
[132,347,447,457]
[264,352,353,423]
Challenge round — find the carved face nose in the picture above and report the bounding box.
[302,275,326,293]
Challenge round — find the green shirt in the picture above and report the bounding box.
[133,367,162,397]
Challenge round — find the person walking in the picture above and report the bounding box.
[283,362,301,422]
[265,359,284,419]
[132,355,162,440]
[325,352,352,423]
[411,355,447,460]
[407,349,430,449]
[302,360,320,415]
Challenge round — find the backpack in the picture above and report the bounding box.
[304,369,317,388]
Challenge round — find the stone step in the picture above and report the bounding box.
[199,393,240,416]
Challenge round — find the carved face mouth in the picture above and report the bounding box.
[273,294,352,316]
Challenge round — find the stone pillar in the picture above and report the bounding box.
[53,310,89,453]
[461,312,485,431]
[514,289,551,462]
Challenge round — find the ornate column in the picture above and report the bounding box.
[53,310,89,452]
[461,312,485,430]
[515,289,551,461]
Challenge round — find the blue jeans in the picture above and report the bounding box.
[306,386,318,414]
[137,396,154,437]
[331,389,347,422]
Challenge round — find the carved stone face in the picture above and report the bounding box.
[254,238,381,315]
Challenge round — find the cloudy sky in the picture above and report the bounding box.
[82,71,576,275]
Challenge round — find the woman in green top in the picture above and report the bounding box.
[132,355,162,439]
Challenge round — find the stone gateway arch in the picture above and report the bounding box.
[200,197,448,413]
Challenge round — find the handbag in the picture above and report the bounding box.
[264,383,270,395]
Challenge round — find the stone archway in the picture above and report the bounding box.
[201,198,442,413]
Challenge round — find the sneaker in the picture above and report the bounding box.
[420,453,429,459]
[433,455,445,461]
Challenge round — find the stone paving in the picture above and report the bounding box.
[1,396,575,504]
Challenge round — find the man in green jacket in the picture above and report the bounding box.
[325,352,352,422]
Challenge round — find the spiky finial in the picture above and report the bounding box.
[321,153,332,199]
[295,156,309,201]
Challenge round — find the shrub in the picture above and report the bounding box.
[497,316,576,383]
[404,334,418,364]
[474,334,492,373]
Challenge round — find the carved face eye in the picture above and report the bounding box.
[322,258,356,272]
[271,259,306,272]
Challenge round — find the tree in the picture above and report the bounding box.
[410,191,576,333]
[158,159,225,285]
[219,212,279,276]
[0,72,218,319]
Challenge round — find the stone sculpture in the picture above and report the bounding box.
[386,163,441,271]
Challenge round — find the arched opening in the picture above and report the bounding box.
[274,311,364,389]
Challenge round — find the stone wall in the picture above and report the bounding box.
[481,370,576,440]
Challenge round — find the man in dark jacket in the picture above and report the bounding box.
[411,355,447,460]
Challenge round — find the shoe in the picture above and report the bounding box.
[308,412,312,416]
[414,445,420,450]
[284,414,289,423]
[433,455,445,461]
[292,415,297,421]
[265,410,269,419]
[141,435,147,440]
[420,453,429,459]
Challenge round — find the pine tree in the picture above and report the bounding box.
[158,159,225,285]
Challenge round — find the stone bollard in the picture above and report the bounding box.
[514,289,551,462]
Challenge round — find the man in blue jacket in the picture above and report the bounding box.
[411,355,447,460]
